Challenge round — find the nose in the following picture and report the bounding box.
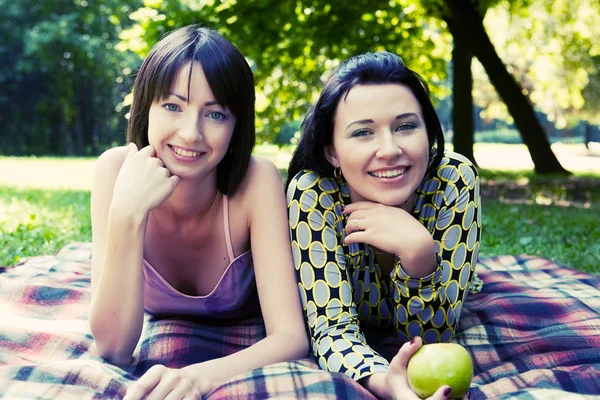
[375,131,402,159]
[177,112,202,143]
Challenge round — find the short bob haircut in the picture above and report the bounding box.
[286,51,445,189]
[127,25,255,196]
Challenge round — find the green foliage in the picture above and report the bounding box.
[119,0,452,143]
[0,0,142,156]
[475,129,522,144]
[472,0,600,128]
[2,0,599,156]
[0,187,92,266]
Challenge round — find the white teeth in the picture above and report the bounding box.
[369,168,407,178]
[173,147,201,157]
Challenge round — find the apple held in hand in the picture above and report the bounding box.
[406,343,473,399]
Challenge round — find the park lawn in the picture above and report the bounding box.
[0,187,92,267]
[481,199,599,274]
[1,154,598,274]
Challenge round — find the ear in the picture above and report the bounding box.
[324,145,339,168]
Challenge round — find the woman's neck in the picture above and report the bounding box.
[159,174,221,221]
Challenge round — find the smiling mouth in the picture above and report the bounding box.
[170,145,202,158]
[369,167,408,179]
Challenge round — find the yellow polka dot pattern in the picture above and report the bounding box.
[286,151,482,382]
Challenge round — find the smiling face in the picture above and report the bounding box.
[147,61,236,182]
[326,84,430,211]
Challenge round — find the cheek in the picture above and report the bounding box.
[213,125,235,153]
[146,114,160,141]
[334,140,362,167]
[414,134,430,159]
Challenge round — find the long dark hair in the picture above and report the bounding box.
[286,51,444,189]
[127,25,255,196]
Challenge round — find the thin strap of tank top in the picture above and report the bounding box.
[223,195,235,261]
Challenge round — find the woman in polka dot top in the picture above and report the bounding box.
[285,51,482,400]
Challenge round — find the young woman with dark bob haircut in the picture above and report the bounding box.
[89,25,307,399]
[286,51,483,400]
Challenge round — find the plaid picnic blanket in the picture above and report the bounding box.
[0,243,599,399]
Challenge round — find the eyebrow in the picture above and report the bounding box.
[345,112,420,131]
[168,92,219,107]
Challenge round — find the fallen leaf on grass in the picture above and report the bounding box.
[519,237,533,246]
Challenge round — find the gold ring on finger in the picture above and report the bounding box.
[354,219,359,230]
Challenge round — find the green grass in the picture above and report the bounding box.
[1,153,599,275]
[481,199,599,274]
[0,188,91,266]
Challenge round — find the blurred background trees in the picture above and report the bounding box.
[0,0,141,155]
[1,0,599,174]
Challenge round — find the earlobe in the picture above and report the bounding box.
[324,146,339,168]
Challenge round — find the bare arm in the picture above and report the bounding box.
[183,156,309,388]
[89,144,178,364]
[124,157,308,399]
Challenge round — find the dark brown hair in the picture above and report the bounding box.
[127,25,255,196]
[286,51,445,188]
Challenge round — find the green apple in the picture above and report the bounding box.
[406,343,473,399]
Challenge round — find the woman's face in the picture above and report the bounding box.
[147,61,236,182]
[327,84,430,211]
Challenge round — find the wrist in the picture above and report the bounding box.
[108,201,148,231]
[362,372,392,400]
[396,234,437,278]
[182,364,213,394]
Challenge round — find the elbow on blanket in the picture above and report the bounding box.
[91,333,136,365]
[94,343,135,365]
[89,316,136,365]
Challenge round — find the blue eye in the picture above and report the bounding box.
[163,103,180,112]
[351,129,372,138]
[395,122,416,131]
[207,111,225,121]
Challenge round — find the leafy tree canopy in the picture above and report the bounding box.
[119,0,452,143]
[471,0,600,127]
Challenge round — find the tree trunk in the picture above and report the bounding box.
[444,0,569,174]
[447,19,476,164]
[584,122,592,149]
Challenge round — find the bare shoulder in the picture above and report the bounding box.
[92,146,130,194]
[238,155,284,199]
[228,155,285,215]
[95,146,129,173]
[246,154,282,183]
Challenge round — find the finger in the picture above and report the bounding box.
[344,211,370,235]
[126,142,138,158]
[390,337,422,376]
[169,174,181,188]
[125,365,164,400]
[139,144,157,158]
[345,218,363,236]
[144,370,181,400]
[342,201,379,214]
[163,381,199,400]
[158,165,171,178]
[343,230,372,246]
[345,209,370,221]
[427,385,453,400]
[153,157,165,168]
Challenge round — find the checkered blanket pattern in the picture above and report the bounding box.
[0,243,599,399]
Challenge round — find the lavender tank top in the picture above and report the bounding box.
[142,196,260,319]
